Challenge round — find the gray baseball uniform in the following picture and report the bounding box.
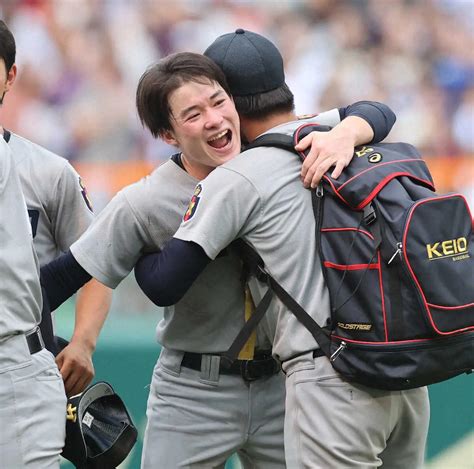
[6,131,94,266]
[0,137,66,468]
[71,108,349,468]
[70,157,284,468]
[175,117,430,468]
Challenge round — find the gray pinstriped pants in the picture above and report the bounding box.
[283,352,429,469]
[0,334,66,468]
[141,348,286,469]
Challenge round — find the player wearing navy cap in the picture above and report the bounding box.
[41,49,396,469]
[135,30,429,469]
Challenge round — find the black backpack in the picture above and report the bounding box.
[225,124,474,390]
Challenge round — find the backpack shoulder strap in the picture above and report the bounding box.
[243,124,333,160]
[223,239,332,364]
[244,133,296,153]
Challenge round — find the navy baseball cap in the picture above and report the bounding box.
[204,29,285,97]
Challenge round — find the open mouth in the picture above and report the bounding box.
[207,129,232,149]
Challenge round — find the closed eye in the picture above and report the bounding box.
[186,113,200,122]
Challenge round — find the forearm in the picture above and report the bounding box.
[40,250,92,311]
[72,279,112,353]
[331,115,375,148]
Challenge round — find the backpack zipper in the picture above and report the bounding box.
[388,242,402,265]
[330,341,347,362]
[386,237,432,332]
[313,183,324,254]
[335,332,472,353]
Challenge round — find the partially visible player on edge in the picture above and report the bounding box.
[134,30,430,469]
[40,51,396,467]
[0,137,66,467]
[0,20,112,396]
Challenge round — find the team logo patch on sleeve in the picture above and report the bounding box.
[183,184,202,222]
[79,177,93,212]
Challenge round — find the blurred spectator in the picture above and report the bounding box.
[0,0,472,166]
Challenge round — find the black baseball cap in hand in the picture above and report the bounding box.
[204,29,285,97]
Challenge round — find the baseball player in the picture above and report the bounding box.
[0,136,66,468]
[134,31,430,468]
[0,20,112,396]
[41,50,396,468]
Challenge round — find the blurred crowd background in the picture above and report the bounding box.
[1,0,473,316]
[2,0,473,163]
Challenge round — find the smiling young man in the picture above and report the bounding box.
[162,80,241,177]
[134,31,429,469]
[41,50,397,467]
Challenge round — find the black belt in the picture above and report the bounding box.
[26,327,45,355]
[283,348,326,366]
[181,350,280,382]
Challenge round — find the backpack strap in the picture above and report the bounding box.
[243,124,333,161]
[244,133,296,153]
[223,239,332,364]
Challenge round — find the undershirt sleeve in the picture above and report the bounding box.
[134,239,211,306]
[339,101,396,143]
[40,250,92,311]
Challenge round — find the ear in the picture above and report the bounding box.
[161,129,178,147]
[5,64,17,92]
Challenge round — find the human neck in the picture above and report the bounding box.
[241,112,297,143]
[180,153,212,180]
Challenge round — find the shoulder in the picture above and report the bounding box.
[125,158,196,194]
[8,133,73,176]
[220,145,289,177]
[118,160,188,209]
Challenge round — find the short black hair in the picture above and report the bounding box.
[136,52,232,138]
[0,20,16,71]
[233,83,295,119]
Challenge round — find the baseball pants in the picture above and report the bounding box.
[0,333,67,468]
[282,352,430,469]
[141,347,286,469]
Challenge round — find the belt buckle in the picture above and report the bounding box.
[240,360,259,382]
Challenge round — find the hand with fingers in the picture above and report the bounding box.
[56,339,95,397]
[296,126,356,189]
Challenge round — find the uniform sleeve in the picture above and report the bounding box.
[308,108,342,127]
[50,163,94,252]
[174,167,261,260]
[70,191,150,288]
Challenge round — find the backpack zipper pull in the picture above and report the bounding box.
[316,183,324,197]
[330,341,347,362]
[388,242,402,265]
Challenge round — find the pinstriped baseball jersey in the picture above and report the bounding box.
[6,132,94,266]
[71,159,271,352]
[0,137,42,337]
